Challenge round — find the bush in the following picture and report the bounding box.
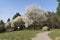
[47,13,59,29]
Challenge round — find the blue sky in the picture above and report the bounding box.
[0,0,58,22]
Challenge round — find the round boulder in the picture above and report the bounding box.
[42,26,50,31]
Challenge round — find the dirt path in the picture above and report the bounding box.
[31,31,51,40]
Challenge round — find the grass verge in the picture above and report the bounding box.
[0,30,42,40]
[48,29,60,40]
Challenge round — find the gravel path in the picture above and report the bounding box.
[31,31,51,40]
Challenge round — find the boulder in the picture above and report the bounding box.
[42,26,50,31]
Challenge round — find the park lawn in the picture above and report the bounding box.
[0,30,42,40]
[48,29,60,40]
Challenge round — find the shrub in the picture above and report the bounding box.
[47,13,59,29]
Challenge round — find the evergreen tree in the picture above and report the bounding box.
[57,0,60,16]
[57,0,60,2]
[0,20,4,25]
[48,11,52,14]
[12,12,21,19]
[7,18,10,22]
[0,20,5,32]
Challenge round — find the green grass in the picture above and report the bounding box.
[0,30,42,40]
[48,29,60,40]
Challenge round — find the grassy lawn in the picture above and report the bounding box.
[0,30,42,40]
[48,29,60,40]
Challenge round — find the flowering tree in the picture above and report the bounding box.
[24,5,47,22]
[23,5,48,29]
